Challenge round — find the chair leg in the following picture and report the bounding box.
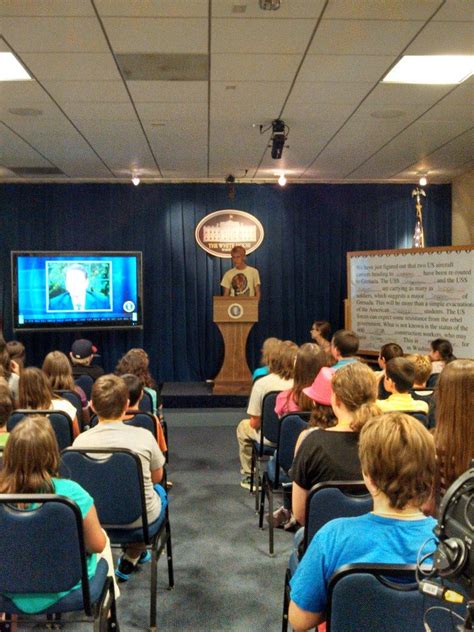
[250,449,255,494]
[282,568,291,632]
[254,458,261,512]
[258,473,267,529]
[165,515,174,589]
[150,541,159,632]
[268,485,274,556]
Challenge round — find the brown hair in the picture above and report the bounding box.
[309,403,337,429]
[380,342,404,362]
[332,329,359,357]
[431,338,456,363]
[385,357,415,393]
[0,336,12,380]
[260,337,280,367]
[0,377,13,427]
[0,415,59,494]
[18,367,54,410]
[42,351,76,391]
[275,340,298,380]
[7,340,26,369]
[406,354,432,387]
[121,373,143,407]
[115,348,155,388]
[231,245,246,256]
[312,321,331,342]
[359,412,435,510]
[434,359,474,492]
[287,345,329,411]
[332,362,380,432]
[92,374,128,420]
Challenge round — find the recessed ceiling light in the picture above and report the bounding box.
[8,107,43,117]
[0,52,31,81]
[382,55,474,85]
[370,110,405,119]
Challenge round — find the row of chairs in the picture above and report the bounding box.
[251,391,433,555]
[0,447,174,631]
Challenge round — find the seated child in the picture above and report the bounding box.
[0,377,14,448]
[377,357,429,414]
[289,412,436,631]
[73,374,167,582]
[375,342,404,400]
[407,354,434,408]
[121,373,167,454]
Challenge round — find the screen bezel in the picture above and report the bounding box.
[11,250,144,332]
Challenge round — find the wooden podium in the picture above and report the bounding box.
[213,296,259,394]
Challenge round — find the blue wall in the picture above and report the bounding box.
[0,182,451,381]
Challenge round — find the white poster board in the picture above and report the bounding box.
[348,246,473,357]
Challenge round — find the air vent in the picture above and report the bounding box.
[232,4,247,13]
[117,54,209,81]
[8,166,65,176]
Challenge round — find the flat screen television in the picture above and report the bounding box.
[11,251,143,331]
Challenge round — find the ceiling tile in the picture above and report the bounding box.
[19,52,122,80]
[324,0,442,20]
[309,19,424,55]
[0,80,52,103]
[95,0,209,18]
[102,17,208,53]
[128,81,208,102]
[1,17,108,52]
[0,1,94,17]
[298,54,394,83]
[287,81,374,105]
[0,123,52,165]
[135,101,208,121]
[212,1,326,18]
[212,18,316,54]
[211,53,301,81]
[405,20,474,54]
[62,101,138,121]
[42,80,130,104]
[432,1,474,21]
[211,81,291,122]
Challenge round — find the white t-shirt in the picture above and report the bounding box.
[221,265,261,297]
[73,421,165,526]
[50,397,77,421]
[247,373,294,417]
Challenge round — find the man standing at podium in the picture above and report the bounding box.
[221,245,261,299]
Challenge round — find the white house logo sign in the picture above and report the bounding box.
[195,210,264,258]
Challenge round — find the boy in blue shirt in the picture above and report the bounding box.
[289,412,436,631]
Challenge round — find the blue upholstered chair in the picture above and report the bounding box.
[0,494,119,631]
[60,447,173,632]
[250,390,281,507]
[74,374,94,400]
[54,388,85,429]
[282,481,371,632]
[326,563,462,631]
[7,410,74,451]
[258,413,309,555]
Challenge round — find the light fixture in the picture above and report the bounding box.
[131,176,140,186]
[412,187,426,248]
[278,173,287,186]
[259,0,281,10]
[270,119,288,159]
[382,55,474,85]
[419,175,428,187]
[0,52,31,81]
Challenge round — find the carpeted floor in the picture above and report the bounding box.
[12,417,295,631]
[116,422,294,631]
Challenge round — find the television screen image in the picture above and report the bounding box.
[12,251,143,331]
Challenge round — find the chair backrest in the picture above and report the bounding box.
[304,481,372,552]
[7,410,74,450]
[0,494,93,614]
[399,410,429,428]
[327,563,451,632]
[124,411,157,440]
[60,448,150,541]
[426,373,439,388]
[276,414,309,475]
[74,374,94,399]
[55,389,84,426]
[88,411,157,439]
[260,391,281,449]
[138,390,153,413]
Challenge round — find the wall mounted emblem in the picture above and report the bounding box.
[195,209,264,258]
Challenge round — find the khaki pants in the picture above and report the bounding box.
[236,418,264,475]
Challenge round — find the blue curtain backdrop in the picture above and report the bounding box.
[0,182,451,381]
